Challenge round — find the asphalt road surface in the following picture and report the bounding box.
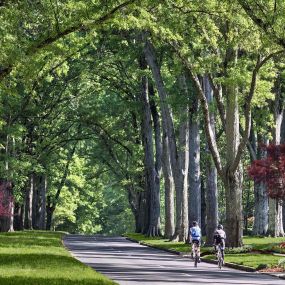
[63,235,284,285]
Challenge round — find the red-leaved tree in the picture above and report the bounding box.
[0,181,13,217]
[248,144,285,200]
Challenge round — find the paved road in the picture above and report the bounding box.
[64,235,284,285]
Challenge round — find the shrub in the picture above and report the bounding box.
[225,245,253,254]
[256,264,268,270]
[278,258,285,268]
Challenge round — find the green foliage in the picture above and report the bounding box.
[1,0,285,242]
[278,259,285,269]
[256,263,269,270]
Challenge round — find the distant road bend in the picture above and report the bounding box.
[64,235,284,285]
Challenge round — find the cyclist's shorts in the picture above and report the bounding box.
[215,241,225,250]
[192,239,201,246]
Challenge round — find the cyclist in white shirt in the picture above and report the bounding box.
[213,224,226,259]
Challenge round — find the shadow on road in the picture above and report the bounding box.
[64,235,284,285]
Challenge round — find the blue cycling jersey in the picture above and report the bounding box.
[190,226,201,240]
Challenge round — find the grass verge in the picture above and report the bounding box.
[244,236,285,254]
[124,233,192,253]
[203,253,282,269]
[124,233,285,271]
[0,231,117,285]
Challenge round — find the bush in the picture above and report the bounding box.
[256,264,268,270]
[278,258,285,268]
[225,245,253,254]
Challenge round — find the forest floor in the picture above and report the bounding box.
[0,231,118,285]
[124,233,285,272]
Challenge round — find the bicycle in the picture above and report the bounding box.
[216,243,224,269]
[191,242,200,267]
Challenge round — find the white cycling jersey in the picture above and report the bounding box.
[215,229,226,239]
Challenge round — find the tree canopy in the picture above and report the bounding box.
[0,0,285,243]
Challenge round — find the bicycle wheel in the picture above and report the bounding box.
[217,246,223,269]
[218,257,222,269]
[194,254,198,267]
[193,245,198,267]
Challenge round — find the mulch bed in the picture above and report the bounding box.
[259,267,285,273]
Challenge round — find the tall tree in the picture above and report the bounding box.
[203,76,218,245]
[138,56,161,236]
[188,81,201,226]
[268,73,284,236]
[143,37,189,241]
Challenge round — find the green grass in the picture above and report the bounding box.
[124,233,251,254]
[204,253,283,269]
[124,233,193,253]
[0,231,117,285]
[244,236,285,253]
[124,233,285,270]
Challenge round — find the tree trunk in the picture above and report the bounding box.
[24,174,33,230]
[268,79,284,236]
[170,74,191,241]
[126,176,145,234]
[143,38,178,174]
[46,203,54,231]
[127,186,140,232]
[139,57,161,236]
[139,185,149,234]
[162,132,175,238]
[0,181,14,232]
[201,179,206,235]
[244,180,251,235]
[281,110,285,230]
[39,175,47,230]
[13,202,24,231]
[149,82,162,236]
[252,135,268,235]
[9,198,14,232]
[134,194,144,233]
[144,38,187,239]
[32,176,40,229]
[268,199,284,237]
[203,76,218,245]
[188,93,201,226]
[253,182,268,235]
[224,66,243,247]
[283,203,285,233]
[206,162,218,244]
[4,134,14,232]
[176,115,189,241]
[224,168,243,247]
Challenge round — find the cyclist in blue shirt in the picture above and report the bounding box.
[189,221,202,262]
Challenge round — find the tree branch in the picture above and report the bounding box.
[238,0,285,48]
[231,50,285,172]
[0,0,136,80]
[92,122,133,155]
[208,74,226,130]
[171,44,223,176]
[29,0,136,52]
